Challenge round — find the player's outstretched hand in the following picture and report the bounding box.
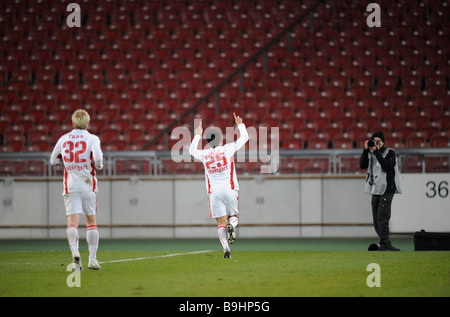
[194,120,203,136]
[233,113,243,125]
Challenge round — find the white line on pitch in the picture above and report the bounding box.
[99,250,215,264]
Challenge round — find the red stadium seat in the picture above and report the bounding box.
[303,159,329,173]
[282,138,303,150]
[407,137,431,148]
[0,0,447,160]
[333,137,354,149]
[340,157,360,173]
[431,136,449,148]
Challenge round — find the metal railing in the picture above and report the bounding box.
[0,148,449,178]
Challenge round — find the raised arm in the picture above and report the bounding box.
[233,112,242,125]
[223,113,249,157]
[189,120,205,161]
[233,113,248,151]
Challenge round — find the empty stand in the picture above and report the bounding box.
[0,0,449,176]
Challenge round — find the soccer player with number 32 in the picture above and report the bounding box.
[50,109,103,271]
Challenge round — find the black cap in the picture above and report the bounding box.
[371,131,385,143]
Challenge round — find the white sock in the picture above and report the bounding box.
[228,216,239,228]
[86,225,99,259]
[217,225,229,251]
[66,225,79,255]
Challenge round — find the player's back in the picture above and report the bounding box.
[189,122,249,194]
[51,129,103,194]
[202,143,239,193]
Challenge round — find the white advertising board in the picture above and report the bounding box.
[391,174,450,233]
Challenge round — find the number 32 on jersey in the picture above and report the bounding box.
[63,140,87,163]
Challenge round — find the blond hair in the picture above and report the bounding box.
[72,109,90,129]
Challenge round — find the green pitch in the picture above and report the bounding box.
[0,238,449,297]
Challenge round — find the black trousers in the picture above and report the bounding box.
[371,192,394,247]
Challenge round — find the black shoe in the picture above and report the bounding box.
[378,244,400,251]
[224,248,231,258]
[227,224,235,244]
[368,243,380,251]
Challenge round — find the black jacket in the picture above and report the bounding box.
[359,145,397,194]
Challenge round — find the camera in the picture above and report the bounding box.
[368,139,379,148]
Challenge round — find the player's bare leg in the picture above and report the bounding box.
[227,215,238,244]
[85,215,101,270]
[66,214,82,271]
[217,216,231,258]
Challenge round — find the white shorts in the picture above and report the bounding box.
[209,189,239,219]
[64,191,97,216]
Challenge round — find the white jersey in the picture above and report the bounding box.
[189,124,249,194]
[50,129,103,195]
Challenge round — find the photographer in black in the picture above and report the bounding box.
[360,131,402,251]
